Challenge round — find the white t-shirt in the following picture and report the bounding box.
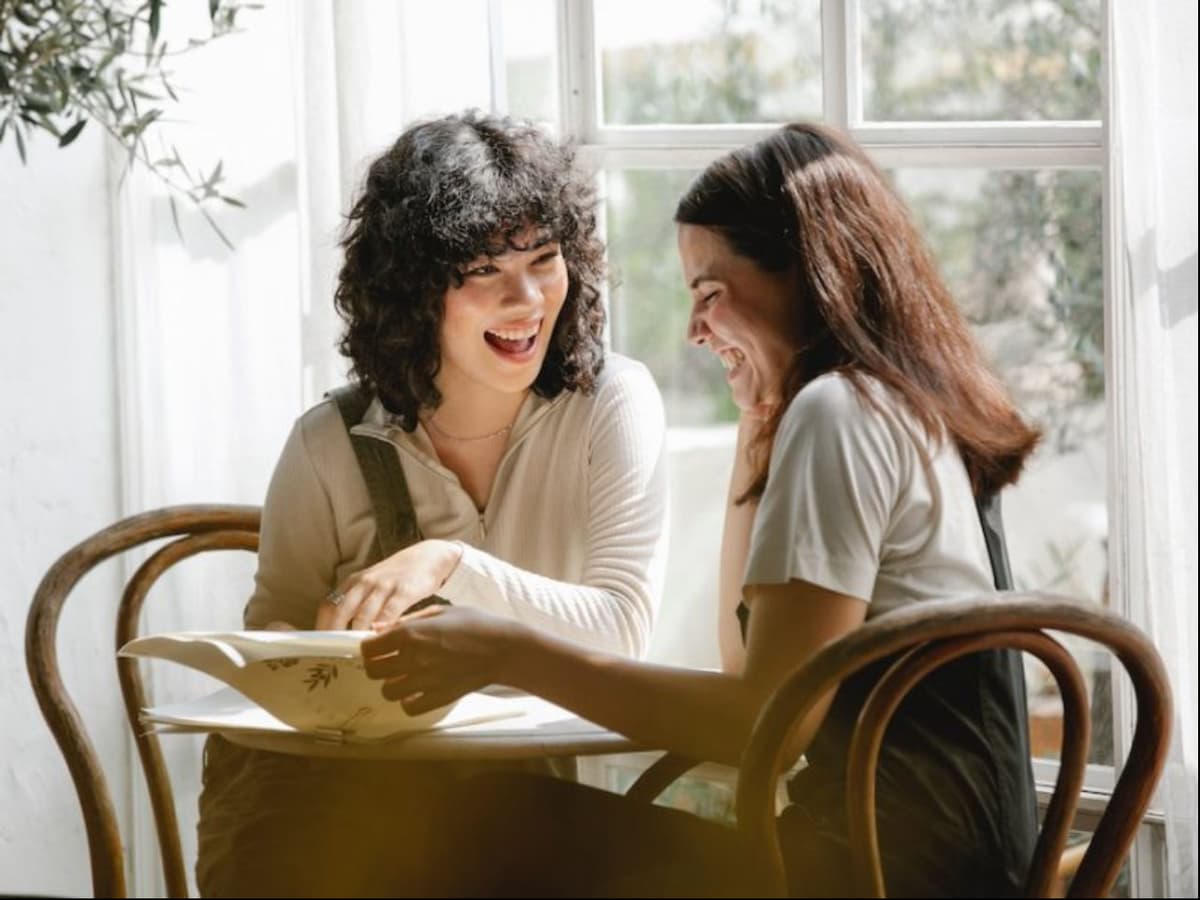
[744,372,994,617]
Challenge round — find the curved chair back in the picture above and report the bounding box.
[26,505,261,898]
[737,592,1173,898]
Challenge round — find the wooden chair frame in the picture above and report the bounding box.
[26,505,261,898]
[630,593,1173,898]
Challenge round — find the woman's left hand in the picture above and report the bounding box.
[361,605,526,714]
[315,539,463,631]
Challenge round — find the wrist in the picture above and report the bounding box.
[499,620,542,690]
[431,539,464,590]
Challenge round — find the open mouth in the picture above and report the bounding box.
[484,320,541,358]
[717,347,746,377]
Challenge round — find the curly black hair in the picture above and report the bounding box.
[334,110,607,429]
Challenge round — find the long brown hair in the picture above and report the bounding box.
[675,122,1040,499]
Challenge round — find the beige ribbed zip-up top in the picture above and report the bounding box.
[244,354,668,659]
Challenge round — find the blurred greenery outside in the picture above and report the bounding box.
[508,0,1108,766]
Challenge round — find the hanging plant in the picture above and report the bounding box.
[0,0,257,247]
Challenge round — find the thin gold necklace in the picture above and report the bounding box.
[422,414,514,442]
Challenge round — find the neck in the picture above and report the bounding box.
[428,380,527,440]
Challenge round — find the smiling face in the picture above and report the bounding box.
[678,224,797,415]
[437,225,569,402]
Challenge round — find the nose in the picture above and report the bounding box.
[504,269,543,308]
[687,305,710,346]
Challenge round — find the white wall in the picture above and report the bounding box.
[0,130,130,895]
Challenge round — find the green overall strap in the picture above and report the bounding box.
[325,384,450,613]
[326,384,423,563]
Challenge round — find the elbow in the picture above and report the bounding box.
[602,587,654,660]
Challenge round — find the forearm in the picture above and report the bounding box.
[440,544,656,657]
[717,415,761,672]
[506,628,757,766]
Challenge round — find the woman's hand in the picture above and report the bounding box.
[361,605,528,714]
[315,539,464,631]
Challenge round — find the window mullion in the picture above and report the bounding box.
[557,0,598,142]
[815,0,861,126]
[487,0,508,115]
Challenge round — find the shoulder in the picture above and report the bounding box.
[287,397,357,471]
[778,372,887,439]
[773,373,911,472]
[783,371,868,421]
[593,353,661,402]
[547,355,664,459]
[557,353,663,422]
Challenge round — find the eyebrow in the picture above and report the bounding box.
[689,273,719,290]
[506,234,557,254]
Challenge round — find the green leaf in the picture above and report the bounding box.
[133,108,161,135]
[14,5,40,27]
[15,123,26,164]
[95,44,121,73]
[168,195,184,242]
[171,144,191,179]
[220,195,246,209]
[149,0,162,41]
[58,118,87,147]
[199,204,235,252]
[209,0,221,20]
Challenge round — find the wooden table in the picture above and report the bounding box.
[207,691,641,761]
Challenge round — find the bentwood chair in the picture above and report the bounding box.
[26,505,261,898]
[628,592,1173,898]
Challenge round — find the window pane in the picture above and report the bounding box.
[605,169,736,427]
[861,0,1102,121]
[502,0,559,126]
[595,0,822,125]
[401,0,493,119]
[605,168,737,674]
[893,167,1110,763]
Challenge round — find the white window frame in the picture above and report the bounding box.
[547,0,1161,894]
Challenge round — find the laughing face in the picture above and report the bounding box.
[677,224,797,416]
[438,226,569,401]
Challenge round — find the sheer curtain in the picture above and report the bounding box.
[117,4,500,892]
[1109,1,1198,896]
[113,3,407,893]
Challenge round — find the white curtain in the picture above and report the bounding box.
[117,4,499,892]
[1109,1,1198,896]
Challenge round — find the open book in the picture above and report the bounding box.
[119,630,522,743]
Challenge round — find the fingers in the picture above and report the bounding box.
[316,577,423,631]
[382,675,478,715]
[349,585,390,631]
[263,620,297,631]
[386,682,459,715]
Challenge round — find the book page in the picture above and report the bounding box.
[143,685,524,743]
[120,630,454,738]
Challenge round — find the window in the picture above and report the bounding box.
[548,0,1112,766]
[393,0,1140,884]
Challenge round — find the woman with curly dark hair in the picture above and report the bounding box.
[195,111,668,898]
